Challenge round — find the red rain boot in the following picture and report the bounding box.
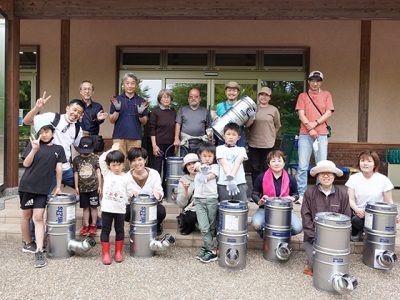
[101,242,111,265]
[114,240,124,263]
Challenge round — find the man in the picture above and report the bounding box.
[295,71,334,203]
[216,81,252,147]
[109,73,149,158]
[174,87,211,153]
[79,80,108,136]
[23,92,84,190]
[301,160,351,276]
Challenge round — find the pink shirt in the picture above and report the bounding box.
[295,89,334,135]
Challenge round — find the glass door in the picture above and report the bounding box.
[165,79,210,110]
[211,79,258,109]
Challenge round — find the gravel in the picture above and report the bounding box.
[0,241,399,300]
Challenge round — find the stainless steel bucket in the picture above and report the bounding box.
[212,96,257,141]
[46,194,77,258]
[218,200,248,269]
[47,223,76,258]
[263,197,292,261]
[166,156,184,177]
[362,202,398,270]
[129,195,158,257]
[313,212,357,294]
[46,194,77,225]
[166,175,180,203]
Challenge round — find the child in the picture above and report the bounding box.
[193,143,219,263]
[99,143,133,265]
[176,153,199,235]
[216,123,248,202]
[19,119,66,268]
[125,147,166,235]
[73,136,102,235]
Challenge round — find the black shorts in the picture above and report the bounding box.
[19,192,47,210]
[79,190,100,208]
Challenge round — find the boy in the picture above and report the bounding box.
[193,144,219,263]
[73,136,102,235]
[216,123,248,202]
[99,143,133,265]
[19,119,66,268]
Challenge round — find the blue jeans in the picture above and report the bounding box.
[49,168,75,192]
[297,134,328,196]
[251,207,303,238]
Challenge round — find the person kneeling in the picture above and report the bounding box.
[301,160,351,276]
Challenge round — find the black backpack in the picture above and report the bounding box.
[51,113,81,140]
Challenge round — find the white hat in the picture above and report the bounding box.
[308,70,324,81]
[310,160,343,177]
[182,153,199,170]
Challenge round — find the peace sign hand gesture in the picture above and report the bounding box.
[29,133,41,151]
[35,91,52,110]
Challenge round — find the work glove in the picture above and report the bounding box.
[196,165,210,184]
[226,175,239,196]
[110,96,121,112]
[137,101,148,117]
[246,108,256,120]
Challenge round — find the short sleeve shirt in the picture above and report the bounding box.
[345,172,394,209]
[110,93,149,139]
[295,90,334,135]
[176,106,210,137]
[34,112,83,171]
[72,154,100,192]
[81,101,104,135]
[19,143,67,195]
[216,145,248,185]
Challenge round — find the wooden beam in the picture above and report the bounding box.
[5,16,20,188]
[13,0,400,20]
[358,20,371,142]
[60,19,69,111]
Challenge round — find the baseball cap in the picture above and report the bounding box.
[224,81,241,90]
[258,87,272,96]
[77,136,94,154]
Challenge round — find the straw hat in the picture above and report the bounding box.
[310,160,343,177]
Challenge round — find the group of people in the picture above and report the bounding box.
[18,71,397,272]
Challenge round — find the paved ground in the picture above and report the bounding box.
[0,241,399,300]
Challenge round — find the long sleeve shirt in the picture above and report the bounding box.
[301,184,351,243]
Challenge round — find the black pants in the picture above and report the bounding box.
[101,212,125,242]
[351,212,365,235]
[157,203,166,229]
[248,146,272,184]
[150,144,170,183]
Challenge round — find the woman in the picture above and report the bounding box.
[125,147,166,235]
[346,150,395,241]
[247,87,281,184]
[150,89,176,183]
[175,153,199,235]
[251,150,302,239]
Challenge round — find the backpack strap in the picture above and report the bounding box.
[51,112,61,127]
[52,112,80,140]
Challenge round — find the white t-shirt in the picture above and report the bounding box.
[345,172,394,209]
[193,164,219,198]
[124,168,164,199]
[99,151,133,214]
[34,112,82,171]
[216,145,248,185]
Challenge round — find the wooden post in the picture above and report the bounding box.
[5,14,20,188]
[358,20,371,142]
[60,19,70,111]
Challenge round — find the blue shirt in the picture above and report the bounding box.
[110,93,149,139]
[82,100,104,135]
